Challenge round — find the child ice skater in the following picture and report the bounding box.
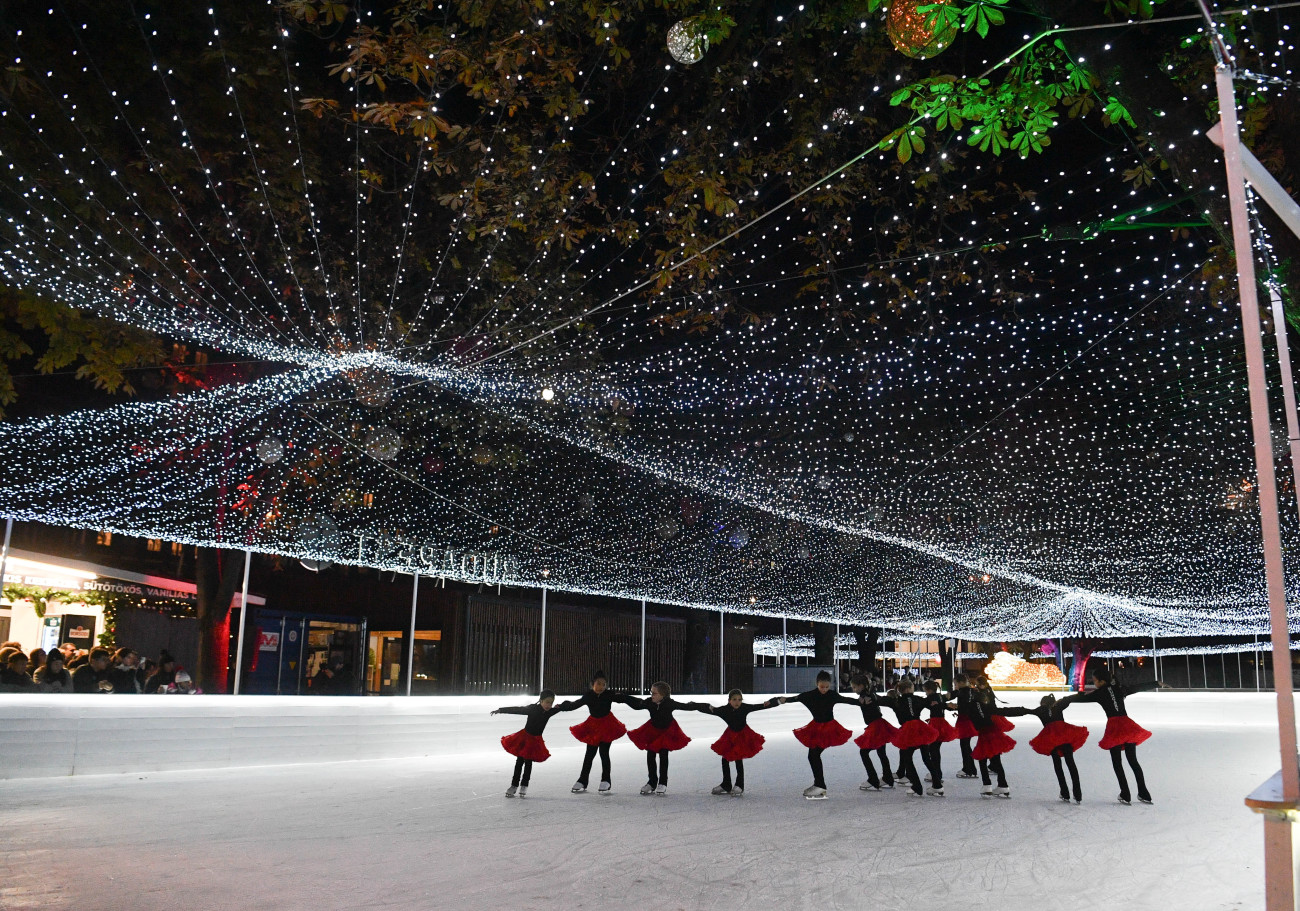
[699,688,780,796]
[1058,666,1161,805]
[948,673,979,779]
[567,670,627,795]
[491,689,575,797]
[849,673,896,791]
[872,678,943,797]
[621,682,710,796]
[1004,694,1090,803]
[968,679,1017,798]
[778,670,859,799]
[921,678,957,789]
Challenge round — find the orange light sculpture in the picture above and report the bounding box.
[984,650,1067,688]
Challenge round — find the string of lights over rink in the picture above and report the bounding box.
[2,2,1300,638]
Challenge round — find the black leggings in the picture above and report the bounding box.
[1052,746,1081,801]
[645,749,670,787]
[959,737,976,775]
[1110,744,1149,801]
[899,746,943,794]
[720,758,745,791]
[925,742,943,785]
[808,747,827,789]
[511,757,533,788]
[578,741,612,786]
[979,754,1008,788]
[858,746,892,786]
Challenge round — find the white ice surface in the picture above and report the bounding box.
[0,692,1283,911]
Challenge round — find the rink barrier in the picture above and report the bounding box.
[0,694,632,779]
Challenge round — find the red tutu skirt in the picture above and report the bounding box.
[854,718,898,751]
[891,719,939,749]
[972,729,1017,760]
[501,730,551,762]
[711,726,766,761]
[628,719,691,752]
[1029,720,1089,756]
[927,717,959,743]
[570,713,628,745]
[954,716,978,740]
[993,715,1015,733]
[1098,715,1152,750]
[793,719,853,749]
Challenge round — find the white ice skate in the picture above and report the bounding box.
[598,780,612,795]
[880,780,895,789]
[639,783,655,795]
[859,781,881,791]
[981,786,995,798]
[711,785,732,796]
[1117,795,1132,805]
[956,771,978,779]
[1059,793,1072,803]
[803,785,828,799]
[906,789,925,798]
[927,786,945,797]
[571,781,587,793]
[994,787,1011,799]
[518,786,528,798]
[654,784,667,796]
[731,787,744,797]
[1138,796,1153,805]
[505,786,518,798]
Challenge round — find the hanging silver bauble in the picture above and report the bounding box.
[365,427,402,461]
[297,514,339,572]
[655,517,679,540]
[728,527,750,549]
[667,19,708,65]
[256,436,284,464]
[347,368,394,408]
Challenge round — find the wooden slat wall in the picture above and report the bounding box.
[464,595,686,695]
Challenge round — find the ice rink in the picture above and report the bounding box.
[0,691,1282,910]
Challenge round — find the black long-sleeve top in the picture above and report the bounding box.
[855,692,886,724]
[969,693,1014,730]
[874,692,929,724]
[620,694,710,729]
[946,687,974,717]
[782,688,861,723]
[1059,680,1158,718]
[495,702,576,736]
[566,688,622,718]
[704,699,780,731]
[922,692,948,720]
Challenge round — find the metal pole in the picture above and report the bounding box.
[835,622,840,690]
[1256,635,1262,692]
[1202,652,1209,690]
[1211,54,1300,911]
[1238,647,1243,690]
[640,598,646,695]
[1152,635,1159,685]
[406,573,419,696]
[720,611,726,695]
[538,585,547,694]
[232,548,252,695]
[782,615,788,694]
[0,518,12,599]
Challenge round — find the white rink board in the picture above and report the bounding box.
[0,692,1287,910]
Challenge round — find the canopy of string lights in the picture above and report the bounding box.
[1,0,1298,638]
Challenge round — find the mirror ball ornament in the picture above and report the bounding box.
[256,436,284,464]
[887,0,957,60]
[365,427,402,461]
[667,19,708,65]
[297,514,339,572]
[347,368,394,409]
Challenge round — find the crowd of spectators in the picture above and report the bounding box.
[0,641,201,694]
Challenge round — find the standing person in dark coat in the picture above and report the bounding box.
[34,650,72,692]
[72,647,114,693]
[145,652,177,693]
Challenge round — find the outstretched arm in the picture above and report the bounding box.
[491,705,531,716]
